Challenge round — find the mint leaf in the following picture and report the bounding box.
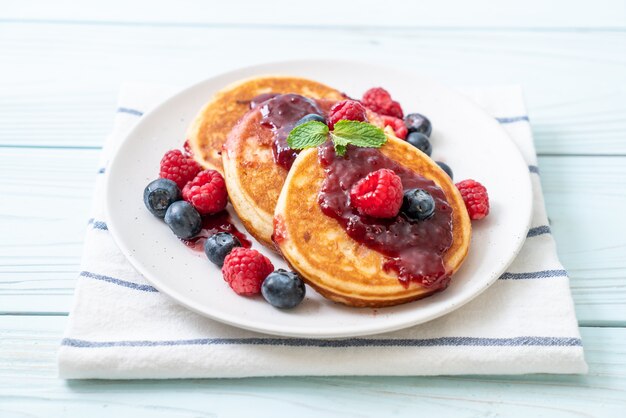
[334,144,347,156]
[286,119,387,158]
[331,120,387,149]
[332,135,349,157]
[286,121,329,150]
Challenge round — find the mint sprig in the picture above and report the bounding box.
[331,120,387,149]
[286,121,329,150]
[286,120,386,157]
[332,135,349,157]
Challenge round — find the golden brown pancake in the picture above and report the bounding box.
[187,76,345,172]
[222,95,335,248]
[274,135,471,308]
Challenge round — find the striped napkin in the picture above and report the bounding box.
[58,83,587,378]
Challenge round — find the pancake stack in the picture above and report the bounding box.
[187,76,471,307]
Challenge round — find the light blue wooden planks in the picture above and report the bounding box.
[0,148,99,313]
[541,156,626,325]
[0,24,625,154]
[1,3,625,414]
[3,0,626,28]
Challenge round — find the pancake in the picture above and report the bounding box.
[222,94,335,247]
[274,135,471,308]
[187,76,345,172]
[223,95,386,249]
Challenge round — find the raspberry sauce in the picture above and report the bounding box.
[182,211,251,252]
[257,94,325,170]
[272,215,287,245]
[249,93,278,109]
[317,143,453,289]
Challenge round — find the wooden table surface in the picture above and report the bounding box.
[1,1,625,416]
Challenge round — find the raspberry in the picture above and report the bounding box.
[362,87,404,119]
[159,149,202,189]
[381,115,408,139]
[182,170,228,215]
[327,100,367,129]
[362,87,391,113]
[350,169,403,218]
[222,248,274,295]
[386,101,404,119]
[456,179,490,220]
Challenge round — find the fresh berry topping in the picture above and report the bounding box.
[222,248,274,295]
[363,87,390,107]
[183,140,193,156]
[406,132,432,156]
[182,170,228,215]
[362,87,404,118]
[456,179,489,220]
[204,232,242,267]
[295,113,326,127]
[261,269,306,309]
[159,149,202,189]
[404,113,432,137]
[386,101,404,119]
[402,188,436,221]
[350,168,403,218]
[436,161,453,179]
[327,100,367,130]
[164,201,202,239]
[143,178,181,218]
[381,115,408,139]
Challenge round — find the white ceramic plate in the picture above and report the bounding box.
[105,60,532,338]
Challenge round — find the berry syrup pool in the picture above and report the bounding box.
[252,93,326,170]
[183,211,251,252]
[317,143,453,289]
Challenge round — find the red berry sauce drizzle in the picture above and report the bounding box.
[251,93,326,171]
[272,215,287,245]
[317,142,453,289]
[249,93,278,109]
[182,211,252,252]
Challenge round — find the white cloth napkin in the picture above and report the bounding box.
[58,83,587,378]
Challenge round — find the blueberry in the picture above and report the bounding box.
[204,232,242,267]
[295,113,326,127]
[404,113,432,137]
[402,188,435,221]
[406,132,432,156]
[143,178,181,218]
[435,161,453,179]
[261,269,306,309]
[164,201,202,239]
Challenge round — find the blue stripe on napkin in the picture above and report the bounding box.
[117,107,144,117]
[87,218,108,230]
[495,116,530,124]
[499,270,567,280]
[61,335,581,348]
[527,225,551,237]
[79,271,158,292]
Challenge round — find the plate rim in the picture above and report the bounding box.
[104,59,533,337]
